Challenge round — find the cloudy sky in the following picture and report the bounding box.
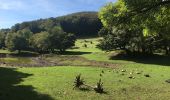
[0,0,116,29]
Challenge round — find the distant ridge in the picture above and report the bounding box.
[10,11,103,37]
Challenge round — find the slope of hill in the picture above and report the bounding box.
[11,11,102,37]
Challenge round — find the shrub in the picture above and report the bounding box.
[94,79,104,93]
[73,74,85,88]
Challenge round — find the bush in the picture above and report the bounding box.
[73,74,85,88]
[94,79,104,93]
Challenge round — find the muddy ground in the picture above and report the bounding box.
[0,54,118,68]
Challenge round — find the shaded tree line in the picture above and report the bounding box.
[0,26,76,53]
[57,12,102,37]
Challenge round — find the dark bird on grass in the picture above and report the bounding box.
[128,76,135,79]
[102,70,104,73]
[144,74,150,77]
[100,73,102,77]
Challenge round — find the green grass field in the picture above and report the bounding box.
[0,38,170,100]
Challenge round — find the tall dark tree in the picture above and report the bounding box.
[30,31,50,53]
[49,26,76,52]
[30,26,76,53]
[0,29,10,48]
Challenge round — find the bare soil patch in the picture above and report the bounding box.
[0,55,119,68]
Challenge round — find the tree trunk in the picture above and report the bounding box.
[166,46,169,55]
[18,50,21,54]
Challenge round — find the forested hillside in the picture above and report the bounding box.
[10,12,102,37]
[0,12,102,53]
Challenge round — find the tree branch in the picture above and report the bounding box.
[118,0,170,25]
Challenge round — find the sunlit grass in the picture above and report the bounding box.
[12,66,170,100]
[1,37,170,100]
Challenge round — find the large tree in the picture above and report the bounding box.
[0,31,6,48]
[49,26,76,52]
[30,31,51,53]
[98,0,170,54]
[0,29,10,48]
[30,26,76,53]
[5,29,33,53]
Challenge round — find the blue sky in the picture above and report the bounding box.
[0,0,116,29]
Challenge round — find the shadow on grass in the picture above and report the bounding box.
[110,53,170,66]
[77,87,108,94]
[79,87,91,92]
[0,52,39,58]
[60,51,92,55]
[0,68,54,100]
[11,52,39,57]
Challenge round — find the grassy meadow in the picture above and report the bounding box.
[0,38,170,100]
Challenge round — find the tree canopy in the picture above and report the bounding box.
[5,29,33,53]
[29,26,76,53]
[98,0,170,54]
[11,12,102,37]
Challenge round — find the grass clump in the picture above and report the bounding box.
[73,74,85,88]
[94,79,104,93]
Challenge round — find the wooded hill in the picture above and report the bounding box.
[10,11,102,37]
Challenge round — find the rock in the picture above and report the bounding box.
[121,69,126,72]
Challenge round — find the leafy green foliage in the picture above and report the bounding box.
[0,32,6,48]
[49,26,76,52]
[0,29,10,48]
[30,31,50,53]
[58,12,102,37]
[11,12,102,37]
[98,27,111,37]
[98,0,170,54]
[30,26,76,53]
[5,29,33,53]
